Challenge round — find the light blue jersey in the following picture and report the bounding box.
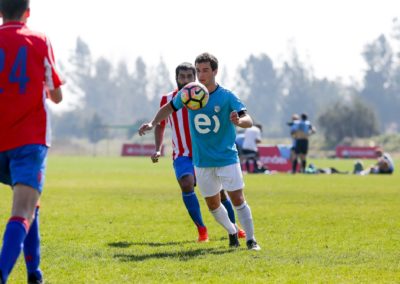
[291,120,312,135]
[172,85,246,167]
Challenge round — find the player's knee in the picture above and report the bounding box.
[228,190,245,207]
[179,175,195,192]
[180,181,194,192]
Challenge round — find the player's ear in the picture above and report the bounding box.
[213,68,218,77]
[25,8,30,19]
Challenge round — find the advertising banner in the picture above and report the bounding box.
[335,145,378,159]
[121,144,164,156]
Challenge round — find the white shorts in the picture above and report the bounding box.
[195,163,245,198]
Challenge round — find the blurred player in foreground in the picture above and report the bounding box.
[0,0,64,283]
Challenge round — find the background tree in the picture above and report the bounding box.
[317,96,380,148]
[237,54,282,135]
[360,35,395,131]
[148,57,174,104]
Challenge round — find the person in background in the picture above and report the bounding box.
[287,114,300,173]
[241,124,263,173]
[291,113,316,173]
[358,148,395,175]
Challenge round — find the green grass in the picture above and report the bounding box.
[0,157,399,283]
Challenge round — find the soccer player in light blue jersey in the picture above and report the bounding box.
[139,53,260,250]
[291,113,316,173]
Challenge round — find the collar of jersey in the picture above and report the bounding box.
[209,84,220,95]
[2,21,25,28]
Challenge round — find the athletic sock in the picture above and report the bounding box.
[235,202,255,242]
[24,207,42,279]
[301,160,307,172]
[292,159,298,173]
[221,198,236,224]
[0,217,29,283]
[182,191,205,228]
[210,205,237,234]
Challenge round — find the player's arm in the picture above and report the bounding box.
[309,125,317,135]
[230,110,253,128]
[48,88,63,104]
[139,102,174,136]
[44,38,64,104]
[152,124,166,163]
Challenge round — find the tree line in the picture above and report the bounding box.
[53,20,400,148]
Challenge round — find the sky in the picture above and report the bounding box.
[28,0,399,86]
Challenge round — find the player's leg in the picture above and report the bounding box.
[24,204,42,283]
[174,157,208,242]
[300,140,309,173]
[220,190,246,239]
[292,147,299,174]
[0,185,39,283]
[195,167,238,247]
[299,154,306,173]
[220,190,235,223]
[0,145,46,283]
[221,163,261,251]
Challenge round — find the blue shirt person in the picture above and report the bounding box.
[139,53,260,251]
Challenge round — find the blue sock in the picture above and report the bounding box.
[222,198,236,224]
[182,191,205,228]
[0,217,29,283]
[24,207,42,279]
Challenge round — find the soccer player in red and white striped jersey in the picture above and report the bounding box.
[152,63,209,242]
[158,90,193,160]
[0,1,63,283]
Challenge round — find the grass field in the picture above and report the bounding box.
[0,157,399,283]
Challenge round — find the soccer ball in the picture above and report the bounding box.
[180,82,209,110]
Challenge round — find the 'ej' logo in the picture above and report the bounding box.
[194,114,220,134]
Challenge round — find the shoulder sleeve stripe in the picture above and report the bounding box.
[170,100,178,112]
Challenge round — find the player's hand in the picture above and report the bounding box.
[151,151,161,163]
[230,111,240,126]
[138,123,153,136]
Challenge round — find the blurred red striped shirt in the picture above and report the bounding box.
[159,90,192,159]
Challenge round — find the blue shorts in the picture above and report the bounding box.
[173,156,195,180]
[0,144,48,193]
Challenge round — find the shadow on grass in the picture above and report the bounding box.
[108,240,195,248]
[113,247,236,262]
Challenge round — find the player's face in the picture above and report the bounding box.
[196,62,217,89]
[176,69,195,90]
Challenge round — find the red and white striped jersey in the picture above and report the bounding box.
[0,22,63,151]
[159,90,192,159]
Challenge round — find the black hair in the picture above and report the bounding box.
[195,52,218,71]
[301,113,308,120]
[0,0,29,20]
[175,62,196,79]
[254,123,263,132]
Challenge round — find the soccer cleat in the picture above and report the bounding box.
[229,233,240,248]
[246,239,261,251]
[28,273,43,284]
[197,226,209,243]
[237,228,246,239]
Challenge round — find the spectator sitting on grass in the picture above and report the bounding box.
[356,148,394,175]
